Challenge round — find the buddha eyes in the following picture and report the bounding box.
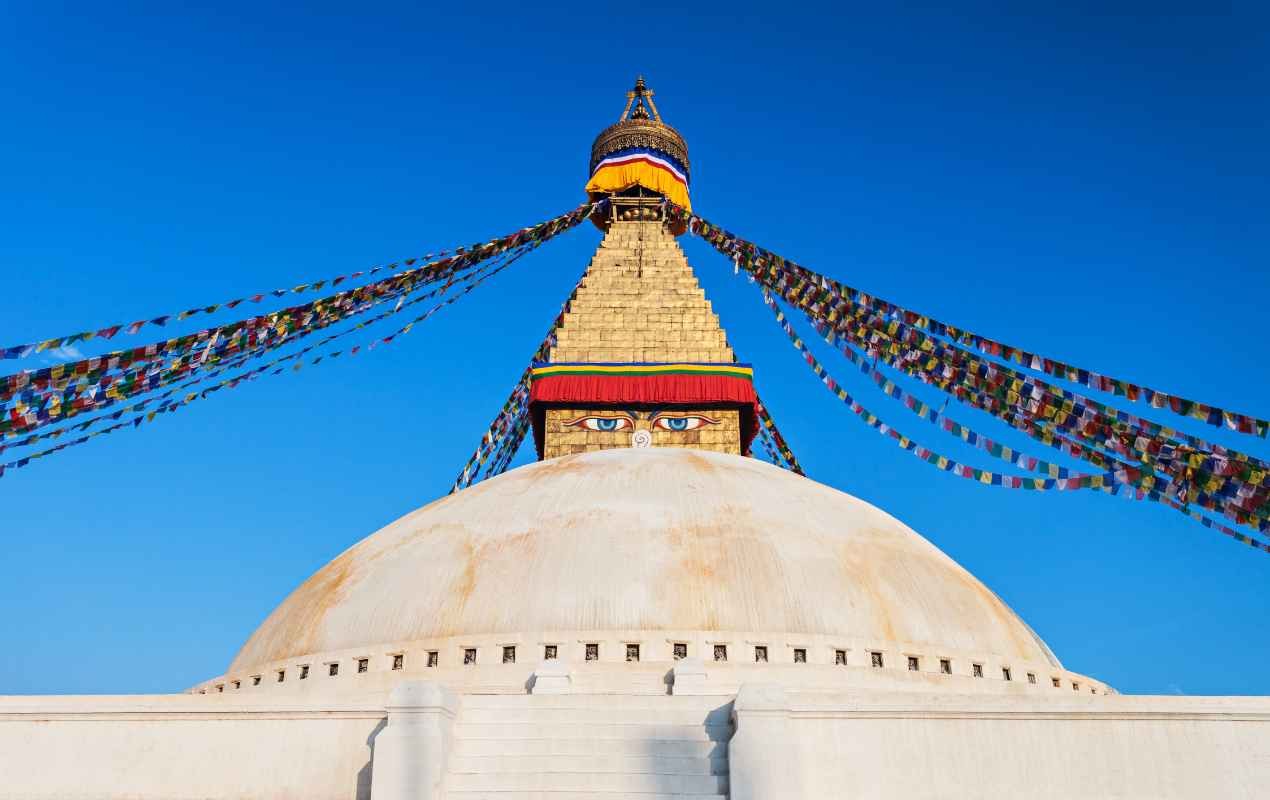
[652,415,717,431]
[564,414,718,432]
[567,416,633,431]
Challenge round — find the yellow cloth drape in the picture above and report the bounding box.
[585,161,691,211]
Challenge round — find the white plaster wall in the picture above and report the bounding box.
[6,688,1269,799]
[734,688,1270,799]
[0,695,386,800]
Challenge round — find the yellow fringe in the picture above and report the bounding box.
[585,162,691,211]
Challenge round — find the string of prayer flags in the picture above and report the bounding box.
[453,380,532,491]
[754,395,804,475]
[759,290,1134,484]
[759,287,1270,551]
[819,282,1270,480]
[784,277,1270,522]
[2,240,535,445]
[710,321,803,475]
[2,199,602,361]
[774,272,1270,527]
[810,312,1270,526]
[754,427,783,467]
[666,202,1268,438]
[0,246,479,360]
[760,289,1129,489]
[487,405,533,478]
[2,203,601,437]
[753,424,795,471]
[0,230,558,477]
[706,209,1270,526]
[2,201,602,407]
[451,264,592,492]
[2,259,445,411]
[720,221,1270,486]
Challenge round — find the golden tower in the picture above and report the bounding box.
[529,78,757,459]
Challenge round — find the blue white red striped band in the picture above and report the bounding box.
[592,147,690,187]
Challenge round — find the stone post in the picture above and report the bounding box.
[671,657,708,695]
[369,681,459,800]
[728,683,806,800]
[531,659,572,694]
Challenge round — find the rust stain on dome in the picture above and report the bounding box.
[450,537,479,612]
[235,554,355,667]
[837,534,901,645]
[228,448,1062,672]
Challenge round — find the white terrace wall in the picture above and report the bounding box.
[6,686,1270,799]
[0,695,386,800]
[731,685,1270,800]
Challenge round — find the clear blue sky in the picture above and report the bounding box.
[1,3,1266,696]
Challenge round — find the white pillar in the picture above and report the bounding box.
[370,681,459,800]
[671,657,708,695]
[531,659,572,694]
[728,683,806,800]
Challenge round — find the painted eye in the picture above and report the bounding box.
[566,416,633,432]
[652,415,717,432]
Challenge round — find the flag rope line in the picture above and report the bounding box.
[788,279,1270,523]
[783,291,1269,525]
[0,229,567,478]
[771,268,1270,529]
[684,207,1270,479]
[785,288,1270,534]
[450,259,595,492]
[0,242,539,456]
[668,203,1269,493]
[758,287,1270,553]
[2,202,600,408]
[710,215,1268,479]
[5,258,476,433]
[665,204,1267,437]
[2,203,601,436]
[673,204,1269,535]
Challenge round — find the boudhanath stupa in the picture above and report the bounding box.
[2,78,1267,800]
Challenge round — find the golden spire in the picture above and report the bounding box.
[587,76,691,214]
[620,75,661,122]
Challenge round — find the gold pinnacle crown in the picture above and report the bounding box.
[589,76,690,177]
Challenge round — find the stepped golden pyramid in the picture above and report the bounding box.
[542,221,743,458]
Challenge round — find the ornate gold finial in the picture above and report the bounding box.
[596,76,686,176]
[620,75,661,123]
[587,76,692,231]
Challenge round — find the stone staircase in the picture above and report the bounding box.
[445,694,732,799]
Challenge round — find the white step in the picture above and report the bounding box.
[450,755,728,776]
[454,737,724,758]
[448,794,724,800]
[458,707,731,725]
[454,723,732,742]
[446,771,728,794]
[458,694,730,711]
[446,695,732,798]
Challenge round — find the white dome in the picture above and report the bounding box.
[229,448,1059,673]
